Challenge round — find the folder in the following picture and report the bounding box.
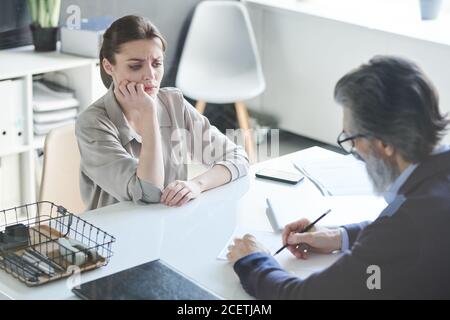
[72,259,222,300]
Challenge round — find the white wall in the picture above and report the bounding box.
[246,3,450,146]
[59,0,207,87]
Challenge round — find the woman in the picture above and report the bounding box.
[75,15,249,210]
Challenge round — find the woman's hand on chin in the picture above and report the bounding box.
[114,80,159,133]
[160,180,202,207]
[114,80,157,115]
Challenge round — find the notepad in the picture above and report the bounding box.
[266,195,386,232]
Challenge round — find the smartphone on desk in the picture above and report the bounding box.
[255,168,304,185]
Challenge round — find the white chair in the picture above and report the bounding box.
[176,0,265,162]
[39,123,85,214]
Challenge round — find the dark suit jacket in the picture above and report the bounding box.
[234,150,450,299]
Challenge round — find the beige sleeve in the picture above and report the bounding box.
[182,98,249,181]
[75,116,161,203]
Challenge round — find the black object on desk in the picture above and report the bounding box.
[256,168,304,185]
[72,259,222,300]
[0,224,29,251]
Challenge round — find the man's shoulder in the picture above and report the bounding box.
[400,167,450,218]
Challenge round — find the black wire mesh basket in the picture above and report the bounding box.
[0,201,115,286]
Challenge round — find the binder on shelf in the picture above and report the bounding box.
[0,80,12,149]
[0,79,26,150]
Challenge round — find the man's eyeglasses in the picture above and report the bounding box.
[337,131,367,155]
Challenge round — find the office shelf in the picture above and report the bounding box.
[0,145,31,158]
[0,46,106,208]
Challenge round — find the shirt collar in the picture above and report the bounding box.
[383,144,450,203]
[104,84,172,146]
[383,163,418,204]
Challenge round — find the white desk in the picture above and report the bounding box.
[0,146,378,299]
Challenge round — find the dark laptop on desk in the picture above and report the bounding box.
[72,259,222,300]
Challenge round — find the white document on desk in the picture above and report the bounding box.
[293,154,375,196]
[266,195,387,232]
[217,227,342,277]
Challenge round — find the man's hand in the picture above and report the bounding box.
[227,234,270,265]
[282,218,342,259]
[161,180,202,207]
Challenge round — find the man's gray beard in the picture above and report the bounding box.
[365,149,401,195]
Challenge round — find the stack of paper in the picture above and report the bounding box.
[293,154,375,196]
[33,81,79,136]
[266,195,387,232]
[33,108,78,124]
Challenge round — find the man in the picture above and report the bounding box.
[227,56,450,299]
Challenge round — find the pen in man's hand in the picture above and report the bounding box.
[273,209,332,256]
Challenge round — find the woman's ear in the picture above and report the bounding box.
[102,58,114,76]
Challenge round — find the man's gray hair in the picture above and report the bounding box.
[334,55,449,163]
